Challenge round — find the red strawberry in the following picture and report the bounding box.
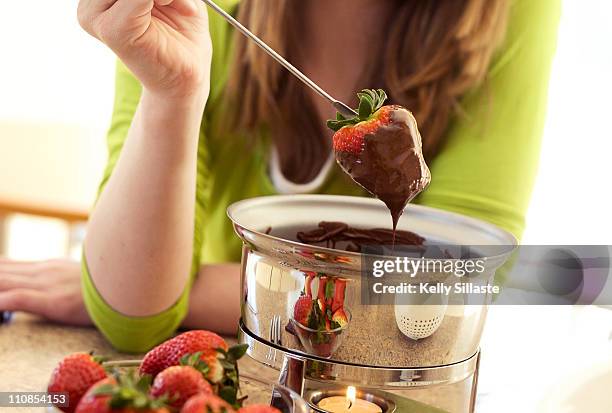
[48,352,108,413]
[328,90,394,155]
[331,279,347,313]
[332,308,349,328]
[314,298,332,331]
[238,406,281,413]
[140,331,248,408]
[328,89,431,228]
[304,272,316,297]
[74,378,116,413]
[150,366,213,410]
[180,393,235,413]
[186,352,226,384]
[139,331,228,381]
[293,295,313,326]
[75,376,169,413]
[317,277,328,314]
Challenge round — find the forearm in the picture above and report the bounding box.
[182,263,241,335]
[85,91,206,317]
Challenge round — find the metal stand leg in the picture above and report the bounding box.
[278,356,305,395]
[272,356,305,412]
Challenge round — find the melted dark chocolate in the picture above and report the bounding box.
[334,107,431,232]
[297,221,425,253]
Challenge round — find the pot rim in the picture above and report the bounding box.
[227,195,518,263]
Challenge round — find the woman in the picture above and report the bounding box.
[0,0,559,352]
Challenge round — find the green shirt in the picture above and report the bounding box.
[82,0,561,352]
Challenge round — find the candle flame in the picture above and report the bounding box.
[347,386,356,407]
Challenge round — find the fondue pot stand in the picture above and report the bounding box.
[228,195,516,413]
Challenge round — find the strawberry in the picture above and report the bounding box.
[74,378,116,413]
[328,89,393,155]
[237,406,281,413]
[139,331,228,381]
[48,352,108,413]
[293,295,313,327]
[314,299,331,330]
[304,272,316,297]
[194,352,225,384]
[332,308,349,329]
[150,366,213,410]
[328,89,431,228]
[75,375,169,413]
[331,279,347,313]
[317,277,328,314]
[180,393,235,413]
[140,330,248,408]
[325,279,335,310]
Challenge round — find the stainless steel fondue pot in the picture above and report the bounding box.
[228,195,516,413]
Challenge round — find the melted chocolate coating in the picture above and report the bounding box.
[297,221,425,253]
[335,106,431,231]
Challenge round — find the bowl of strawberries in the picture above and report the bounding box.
[289,274,351,359]
[46,330,310,413]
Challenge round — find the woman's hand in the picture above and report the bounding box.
[0,259,91,326]
[0,259,240,334]
[77,0,212,100]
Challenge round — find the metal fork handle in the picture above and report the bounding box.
[102,359,142,367]
[200,0,357,117]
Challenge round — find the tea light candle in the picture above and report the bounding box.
[317,387,382,413]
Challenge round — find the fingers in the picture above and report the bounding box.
[0,259,74,276]
[0,268,90,325]
[107,0,155,16]
[0,289,48,315]
[0,286,91,326]
[0,274,42,291]
[77,0,117,18]
[108,0,197,18]
[77,0,119,37]
[159,0,199,16]
[0,257,86,324]
[0,260,42,276]
[78,0,154,42]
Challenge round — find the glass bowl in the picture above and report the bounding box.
[290,309,352,358]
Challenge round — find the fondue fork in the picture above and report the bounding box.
[267,314,283,364]
[200,0,358,118]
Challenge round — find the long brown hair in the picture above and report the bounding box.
[226,0,510,183]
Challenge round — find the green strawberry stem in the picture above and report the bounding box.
[327,89,388,132]
[93,371,166,410]
[179,344,249,408]
[216,344,248,408]
[87,350,108,366]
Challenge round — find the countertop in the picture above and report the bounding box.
[0,313,271,413]
[0,313,456,412]
[2,306,612,413]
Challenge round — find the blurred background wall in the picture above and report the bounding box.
[521,0,612,244]
[0,0,111,259]
[0,0,611,260]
